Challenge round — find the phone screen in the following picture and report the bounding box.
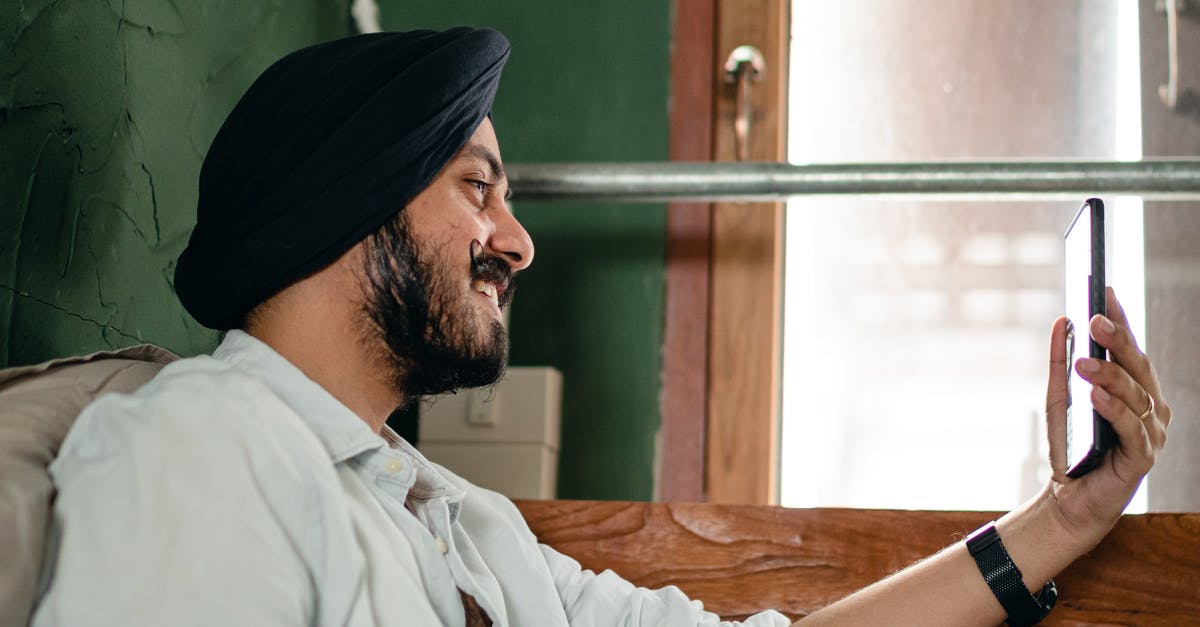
[1063,198,1114,477]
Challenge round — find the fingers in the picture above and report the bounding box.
[1090,288,1173,429]
[1104,287,1139,351]
[1097,289,1149,389]
[1046,316,1070,482]
[1076,288,1172,478]
[1075,356,1145,422]
[1079,357,1166,452]
[1089,384,1157,480]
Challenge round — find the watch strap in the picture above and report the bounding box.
[966,522,1057,626]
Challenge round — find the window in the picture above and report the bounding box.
[780,0,1147,511]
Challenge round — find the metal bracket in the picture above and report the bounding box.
[723,45,766,162]
[1157,0,1190,109]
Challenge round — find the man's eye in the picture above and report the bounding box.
[468,180,489,195]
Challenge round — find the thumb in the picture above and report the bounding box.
[1046,316,1071,482]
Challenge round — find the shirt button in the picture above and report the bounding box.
[435,537,449,554]
[385,458,405,473]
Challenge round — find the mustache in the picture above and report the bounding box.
[470,240,515,308]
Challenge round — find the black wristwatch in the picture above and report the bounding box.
[966,523,1057,626]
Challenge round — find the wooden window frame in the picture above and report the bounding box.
[660,0,788,504]
[658,0,717,502]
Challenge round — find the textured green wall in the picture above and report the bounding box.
[1,0,670,502]
[381,3,671,500]
[0,0,348,366]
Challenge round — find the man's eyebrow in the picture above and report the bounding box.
[460,144,506,183]
[459,143,512,200]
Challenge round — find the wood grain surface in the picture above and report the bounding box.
[706,201,783,505]
[706,0,789,505]
[516,500,1200,625]
[660,0,717,503]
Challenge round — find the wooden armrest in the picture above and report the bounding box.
[516,500,1200,624]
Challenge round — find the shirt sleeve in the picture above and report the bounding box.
[31,375,316,627]
[538,543,792,627]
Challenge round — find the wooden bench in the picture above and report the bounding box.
[516,500,1200,624]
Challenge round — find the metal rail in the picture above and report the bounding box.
[506,159,1200,202]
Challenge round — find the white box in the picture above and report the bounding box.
[418,367,562,499]
[417,442,557,500]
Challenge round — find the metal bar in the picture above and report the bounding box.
[507,159,1200,202]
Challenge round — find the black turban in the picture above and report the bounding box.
[175,27,511,330]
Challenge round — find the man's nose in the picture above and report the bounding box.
[488,208,535,272]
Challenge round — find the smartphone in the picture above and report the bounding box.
[1063,198,1115,478]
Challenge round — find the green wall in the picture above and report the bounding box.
[0,0,348,365]
[382,3,671,501]
[1,0,671,502]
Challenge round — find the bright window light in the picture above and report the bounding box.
[781,0,1145,512]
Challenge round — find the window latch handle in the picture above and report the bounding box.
[723,45,766,162]
[1157,0,1190,109]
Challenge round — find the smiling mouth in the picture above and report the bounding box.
[472,279,499,304]
[469,239,515,312]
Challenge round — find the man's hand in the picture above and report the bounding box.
[796,289,1173,626]
[1044,286,1172,542]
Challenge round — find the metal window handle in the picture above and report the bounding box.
[724,45,766,162]
[1158,0,1188,109]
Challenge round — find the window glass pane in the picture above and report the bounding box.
[781,0,1144,511]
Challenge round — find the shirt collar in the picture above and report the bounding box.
[380,426,467,512]
[211,331,464,511]
[214,330,384,462]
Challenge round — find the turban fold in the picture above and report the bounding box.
[175,27,511,330]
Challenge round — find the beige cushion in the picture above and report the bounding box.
[0,345,178,626]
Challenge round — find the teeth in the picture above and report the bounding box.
[473,280,498,301]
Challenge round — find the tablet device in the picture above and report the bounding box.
[1063,198,1115,478]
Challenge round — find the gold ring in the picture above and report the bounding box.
[1138,394,1156,421]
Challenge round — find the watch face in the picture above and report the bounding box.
[1037,581,1059,610]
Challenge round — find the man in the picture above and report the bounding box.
[32,27,1171,626]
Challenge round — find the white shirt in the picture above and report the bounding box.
[33,331,789,627]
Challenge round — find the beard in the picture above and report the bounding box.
[361,211,514,398]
